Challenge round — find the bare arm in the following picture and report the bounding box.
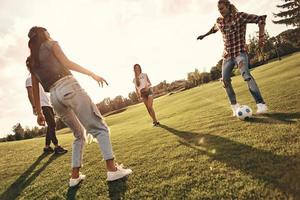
[52,42,108,87]
[26,86,37,115]
[197,24,219,40]
[26,87,35,108]
[31,75,45,126]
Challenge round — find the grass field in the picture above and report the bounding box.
[0,53,299,200]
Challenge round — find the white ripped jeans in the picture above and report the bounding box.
[50,76,114,168]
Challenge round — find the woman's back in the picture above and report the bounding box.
[32,40,72,92]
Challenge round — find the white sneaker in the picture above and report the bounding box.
[86,133,98,144]
[107,164,132,181]
[230,103,240,116]
[69,173,86,187]
[256,103,268,114]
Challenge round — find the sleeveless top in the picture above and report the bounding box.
[31,40,72,92]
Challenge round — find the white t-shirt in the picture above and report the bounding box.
[133,73,151,93]
[25,76,52,107]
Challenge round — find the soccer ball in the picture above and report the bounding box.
[236,105,252,120]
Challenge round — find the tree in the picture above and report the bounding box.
[97,97,113,114]
[187,69,201,87]
[128,92,139,104]
[187,72,197,87]
[123,98,132,107]
[12,123,24,140]
[112,96,125,110]
[24,127,34,139]
[210,66,222,80]
[199,72,211,84]
[6,134,15,141]
[152,80,170,95]
[215,59,223,71]
[273,0,300,27]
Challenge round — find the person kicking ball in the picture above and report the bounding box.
[197,0,268,116]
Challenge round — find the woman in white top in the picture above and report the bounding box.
[133,64,160,126]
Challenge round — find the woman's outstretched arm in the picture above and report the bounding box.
[52,42,108,87]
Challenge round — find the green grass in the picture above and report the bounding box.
[1,53,300,200]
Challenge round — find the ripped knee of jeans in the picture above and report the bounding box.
[238,60,244,69]
[241,71,252,81]
[221,78,231,88]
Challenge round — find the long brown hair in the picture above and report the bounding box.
[218,0,238,15]
[134,64,142,87]
[27,26,48,71]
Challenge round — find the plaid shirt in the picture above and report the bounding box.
[210,12,266,59]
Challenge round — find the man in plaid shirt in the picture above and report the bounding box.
[197,0,268,116]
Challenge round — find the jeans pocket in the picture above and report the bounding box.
[63,91,76,100]
[91,103,103,120]
[60,84,76,100]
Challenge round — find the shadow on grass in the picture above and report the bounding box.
[66,185,80,200]
[0,153,61,200]
[107,177,128,200]
[248,112,300,124]
[160,124,300,199]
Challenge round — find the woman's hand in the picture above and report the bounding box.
[32,107,37,116]
[137,93,142,101]
[90,73,108,87]
[37,112,46,126]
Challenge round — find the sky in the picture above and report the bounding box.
[0,0,289,137]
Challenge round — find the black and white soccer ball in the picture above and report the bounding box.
[236,105,252,120]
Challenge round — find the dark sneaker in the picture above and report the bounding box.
[54,146,68,154]
[43,146,54,153]
[153,121,160,127]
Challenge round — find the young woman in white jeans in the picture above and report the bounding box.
[27,26,132,187]
[133,64,160,126]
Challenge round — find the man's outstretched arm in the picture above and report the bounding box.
[197,24,219,40]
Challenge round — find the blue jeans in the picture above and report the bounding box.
[222,52,265,105]
[50,76,114,168]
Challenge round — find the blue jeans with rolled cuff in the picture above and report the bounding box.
[50,76,114,168]
[221,52,265,105]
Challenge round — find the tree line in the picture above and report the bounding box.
[95,27,300,115]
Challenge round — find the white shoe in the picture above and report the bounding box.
[230,103,240,116]
[86,133,98,144]
[256,103,268,114]
[69,173,86,187]
[107,164,132,181]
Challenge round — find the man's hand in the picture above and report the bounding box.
[197,35,205,40]
[91,73,108,87]
[37,112,46,126]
